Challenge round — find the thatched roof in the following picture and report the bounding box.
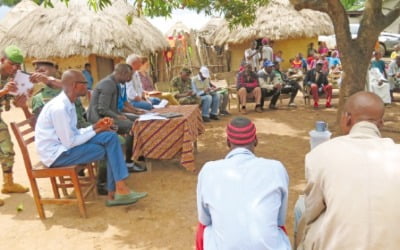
[166,21,191,37]
[0,0,38,28]
[103,0,168,52]
[0,0,167,58]
[198,17,224,44]
[213,0,334,46]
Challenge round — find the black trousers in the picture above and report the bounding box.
[261,88,280,108]
[281,80,300,103]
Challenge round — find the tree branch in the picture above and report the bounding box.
[290,0,329,12]
[381,6,400,29]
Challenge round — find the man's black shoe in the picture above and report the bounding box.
[210,114,220,120]
[202,116,211,122]
[97,183,108,196]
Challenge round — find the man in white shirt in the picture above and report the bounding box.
[125,54,157,110]
[196,117,291,250]
[388,55,400,101]
[244,40,260,71]
[296,92,400,250]
[35,70,147,207]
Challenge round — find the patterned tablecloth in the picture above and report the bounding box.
[132,105,204,171]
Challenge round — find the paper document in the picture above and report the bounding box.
[153,99,169,109]
[9,70,33,96]
[138,112,167,121]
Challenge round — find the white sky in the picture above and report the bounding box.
[0,6,212,32]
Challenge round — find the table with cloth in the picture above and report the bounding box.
[132,105,204,171]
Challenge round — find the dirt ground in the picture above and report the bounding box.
[0,95,399,250]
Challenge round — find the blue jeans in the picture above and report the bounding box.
[131,98,160,110]
[200,93,219,117]
[51,132,128,192]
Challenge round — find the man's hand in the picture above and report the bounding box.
[378,80,383,86]
[134,96,142,102]
[186,90,194,97]
[116,115,128,120]
[13,95,28,108]
[30,73,49,84]
[93,117,113,133]
[274,83,282,90]
[132,108,145,115]
[3,81,18,94]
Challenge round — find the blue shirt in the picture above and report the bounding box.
[328,57,341,68]
[117,83,127,112]
[197,147,291,250]
[35,91,96,166]
[371,60,386,75]
[82,69,94,90]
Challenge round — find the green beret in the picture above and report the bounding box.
[4,45,24,64]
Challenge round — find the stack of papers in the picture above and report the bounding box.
[138,113,167,121]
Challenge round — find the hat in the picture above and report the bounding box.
[4,45,24,64]
[181,67,192,74]
[261,38,269,45]
[227,117,257,145]
[263,60,274,67]
[199,66,210,78]
[32,59,56,67]
[316,60,324,65]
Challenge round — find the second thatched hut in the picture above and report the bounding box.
[212,0,334,70]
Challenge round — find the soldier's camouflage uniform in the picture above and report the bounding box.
[32,85,89,128]
[0,74,15,174]
[171,76,200,105]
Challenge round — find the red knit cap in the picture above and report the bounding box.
[227,117,257,145]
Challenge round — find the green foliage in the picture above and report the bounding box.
[0,0,363,27]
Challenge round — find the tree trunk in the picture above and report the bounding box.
[290,0,400,133]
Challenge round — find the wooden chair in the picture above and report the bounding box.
[10,118,97,219]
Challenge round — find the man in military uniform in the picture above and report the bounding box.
[0,45,29,206]
[30,59,89,128]
[171,68,200,105]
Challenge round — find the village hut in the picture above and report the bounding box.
[165,21,191,37]
[0,0,38,29]
[196,17,230,73]
[102,0,169,82]
[0,0,167,83]
[213,0,334,70]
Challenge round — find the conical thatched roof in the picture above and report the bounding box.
[198,17,224,44]
[0,0,166,58]
[213,0,334,46]
[0,0,38,28]
[103,0,168,53]
[166,21,191,37]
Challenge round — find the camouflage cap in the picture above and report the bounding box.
[4,45,24,64]
[32,59,56,67]
[181,67,192,74]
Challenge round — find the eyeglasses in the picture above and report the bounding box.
[75,81,88,85]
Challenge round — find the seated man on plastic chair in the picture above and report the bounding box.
[303,60,332,108]
[35,69,147,207]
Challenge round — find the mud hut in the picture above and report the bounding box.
[0,0,167,83]
[213,0,334,70]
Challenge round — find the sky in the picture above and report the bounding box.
[0,5,212,32]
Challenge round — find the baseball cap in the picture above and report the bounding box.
[181,67,192,74]
[4,45,24,64]
[199,66,210,78]
[263,60,274,67]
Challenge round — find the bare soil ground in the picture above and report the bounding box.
[1,95,399,250]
